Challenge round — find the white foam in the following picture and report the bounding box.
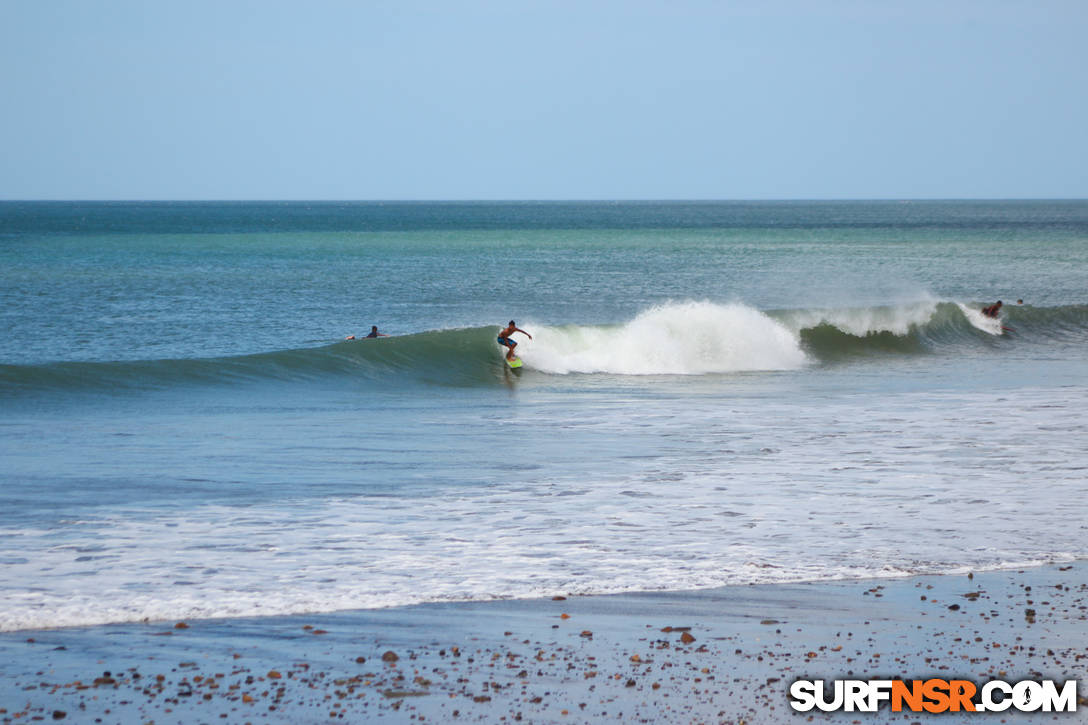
[2,377,1085,633]
[520,301,808,375]
[956,302,1005,336]
[783,300,939,337]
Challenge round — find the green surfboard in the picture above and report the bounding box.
[506,356,523,369]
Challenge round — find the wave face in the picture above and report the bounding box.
[793,301,1088,360]
[0,327,504,393]
[2,302,1086,394]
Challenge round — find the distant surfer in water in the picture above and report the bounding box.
[981,301,1003,318]
[497,320,531,361]
[346,325,388,340]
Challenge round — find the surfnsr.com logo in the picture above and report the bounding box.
[789,678,1078,713]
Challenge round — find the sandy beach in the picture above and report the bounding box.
[1,562,1084,724]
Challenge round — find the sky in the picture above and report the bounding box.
[1,0,1085,200]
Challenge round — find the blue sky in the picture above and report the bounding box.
[1,0,1085,199]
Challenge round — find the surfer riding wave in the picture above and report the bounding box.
[497,320,531,362]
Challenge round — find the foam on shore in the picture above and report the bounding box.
[0,563,1084,723]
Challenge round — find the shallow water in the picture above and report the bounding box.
[1,201,1086,630]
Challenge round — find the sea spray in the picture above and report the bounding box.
[2,202,1087,633]
[3,302,1085,397]
[521,301,808,375]
[781,300,940,337]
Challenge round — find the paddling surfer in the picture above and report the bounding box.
[346,325,389,340]
[497,320,531,361]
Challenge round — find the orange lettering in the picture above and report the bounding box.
[948,680,976,712]
[922,678,951,713]
[891,680,924,712]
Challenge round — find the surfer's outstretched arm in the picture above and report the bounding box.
[498,321,530,359]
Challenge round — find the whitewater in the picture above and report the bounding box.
[5,299,1081,394]
[2,200,1087,632]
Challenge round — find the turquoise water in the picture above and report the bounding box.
[1,201,1087,631]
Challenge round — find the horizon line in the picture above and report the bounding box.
[2,197,1087,204]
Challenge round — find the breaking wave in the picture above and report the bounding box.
[2,301,1085,394]
[524,302,806,375]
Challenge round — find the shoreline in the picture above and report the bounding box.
[2,562,1085,723]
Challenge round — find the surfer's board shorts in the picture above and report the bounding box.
[497,336,515,347]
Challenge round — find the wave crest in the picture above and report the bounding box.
[782,300,940,337]
[2,302,1085,394]
[521,302,808,375]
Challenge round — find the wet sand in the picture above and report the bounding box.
[1,563,1085,724]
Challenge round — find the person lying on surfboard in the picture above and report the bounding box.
[346,325,389,340]
[981,300,1003,318]
[497,320,531,361]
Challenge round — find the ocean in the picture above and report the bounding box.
[1,200,1086,633]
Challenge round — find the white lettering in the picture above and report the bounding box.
[791,677,1078,714]
[1040,680,1077,712]
[1013,681,1043,712]
[817,680,844,712]
[789,680,817,712]
[844,680,868,711]
[980,680,1012,712]
[867,680,893,711]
